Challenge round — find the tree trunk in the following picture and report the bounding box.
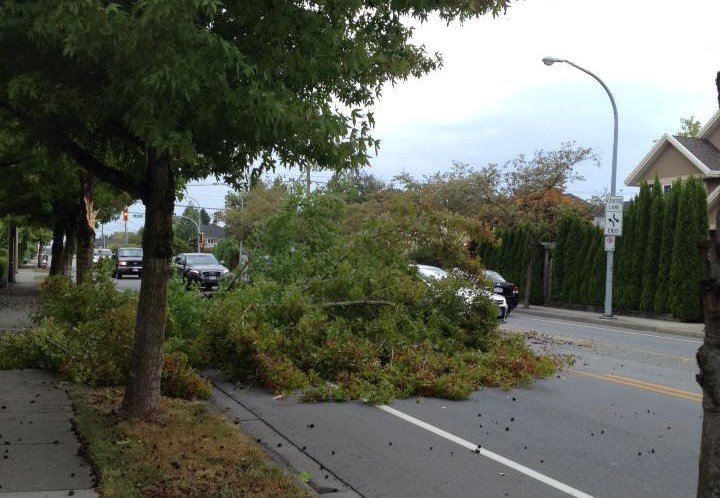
[522,250,533,309]
[61,212,79,279]
[49,221,64,276]
[697,82,720,497]
[76,173,96,285]
[698,278,720,497]
[122,154,174,419]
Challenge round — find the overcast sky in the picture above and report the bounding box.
[109,0,720,236]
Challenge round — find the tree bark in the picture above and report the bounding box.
[697,85,720,497]
[121,154,174,419]
[49,221,64,276]
[522,249,533,309]
[75,173,95,285]
[61,211,79,278]
[698,278,720,497]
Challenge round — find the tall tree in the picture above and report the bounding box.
[0,0,512,417]
[654,180,681,314]
[668,178,704,321]
[640,179,664,311]
[678,116,702,138]
[697,70,720,498]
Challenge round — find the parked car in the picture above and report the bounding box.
[484,270,520,312]
[174,252,230,289]
[114,247,143,279]
[415,264,508,320]
[93,248,113,263]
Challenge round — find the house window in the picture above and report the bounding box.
[663,184,672,194]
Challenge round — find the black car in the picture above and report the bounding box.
[484,270,520,312]
[174,252,230,289]
[114,247,143,279]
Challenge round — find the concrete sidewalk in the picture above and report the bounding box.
[0,268,98,497]
[511,304,705,339]
[0,267,45,336]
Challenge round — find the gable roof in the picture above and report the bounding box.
[699,109,720,140]
[673,136,720,171]
[625,132,720,186]
[200,224,225,239]
[709,184,720,209]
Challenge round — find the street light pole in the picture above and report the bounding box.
[182,193,202,253]
[543,57,618,318]
[176,215,200,252]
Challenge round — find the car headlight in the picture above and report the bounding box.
[187,269,200,276]
[119,261,127,266]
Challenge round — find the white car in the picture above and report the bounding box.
[415,264,508,321]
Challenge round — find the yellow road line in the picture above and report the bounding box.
[573,371,702,403]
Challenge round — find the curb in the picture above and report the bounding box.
[511,308,705,340]
[204,370,363,498]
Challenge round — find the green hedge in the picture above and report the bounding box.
[477,226,545,305]
[476,176,708,321]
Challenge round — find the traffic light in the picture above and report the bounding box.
[122,210,128,222]
[199,232,204,245]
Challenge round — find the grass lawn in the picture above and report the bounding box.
[69,386,310,498]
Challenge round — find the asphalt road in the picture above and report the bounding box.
[215,314,702,498]
[113,274,142,292]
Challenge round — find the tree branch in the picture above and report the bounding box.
[65,141,143,198]
[321,299,396,308]
[0,156,33,168]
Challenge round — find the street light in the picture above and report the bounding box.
[182,192,202,253]
[176,215,200,253]
[543,56,619,318]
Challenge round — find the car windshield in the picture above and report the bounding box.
[118,248,143,257]
[100,249,112,257]
[484,270,506,283]
[417,265,448,282]
[186,254,219,266]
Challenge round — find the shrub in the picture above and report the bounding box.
[0,267,209,400]
[197,191,562,402]
[0,248,8,286]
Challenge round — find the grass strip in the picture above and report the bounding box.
[68,385,310,498]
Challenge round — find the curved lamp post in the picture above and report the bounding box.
[542,57,618,318]
[182,192,202,253]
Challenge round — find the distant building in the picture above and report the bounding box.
[625,109,720,229]
[200,224,225,251]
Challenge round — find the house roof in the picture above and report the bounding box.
[625,133,720,186]
[201,224,225,239]
[699,109,720,140]
[673,136,720,171]
[625,109,720,187]
[708,184,720,209]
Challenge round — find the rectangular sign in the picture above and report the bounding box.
[605,201,623,213]
[604,209,623,235]
[604,235,616,251]
[605,195,624,205]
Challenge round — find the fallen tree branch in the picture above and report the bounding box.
[321,299,396,308]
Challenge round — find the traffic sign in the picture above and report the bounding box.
[604,235,615,251]
[605,195,623,213]
[604,195,623,235]
[604,210,623,235]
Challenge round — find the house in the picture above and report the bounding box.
[200,224,225,251]
[625,109,720,229]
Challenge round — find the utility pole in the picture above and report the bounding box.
[306,165,311,193]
